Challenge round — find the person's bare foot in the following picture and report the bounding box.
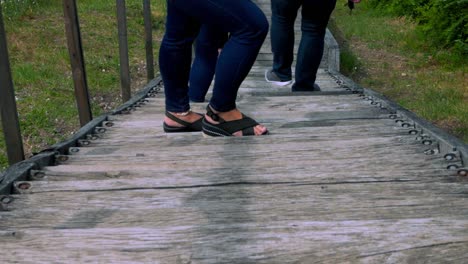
[204,107,268,136]
[164,111,202,128]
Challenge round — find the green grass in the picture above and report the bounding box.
[0,0,166,170]
[330,2,468,143]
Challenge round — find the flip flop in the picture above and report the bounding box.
[163,111,203,133]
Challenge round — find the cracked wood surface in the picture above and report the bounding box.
[0,0,467,262]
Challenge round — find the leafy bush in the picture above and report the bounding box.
[368,0,467,52]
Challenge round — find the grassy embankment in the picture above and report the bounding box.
[329,1,467,142]
[0,0,166,170]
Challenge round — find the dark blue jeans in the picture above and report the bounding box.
[188,26,228,103]
[270,0,336,91]
[159,0,268,112]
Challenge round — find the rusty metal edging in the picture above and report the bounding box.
[329,70,468,171]
[0,77,162,194]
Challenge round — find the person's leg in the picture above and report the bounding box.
[159,0,203,130]
[268,0,301,83]
[163,0,269,136]
[292,0,337,91]
[159,0,199,113]
[188,25,227,102]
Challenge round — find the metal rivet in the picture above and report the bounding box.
[17,182,31,190]
[409,130,418,135]
[57,155,69,162]
[444,153,456,161]
[458,169,467,177]
[389,114,398,119]
[104,121,114,127]
[32,171,45,179]
[96,127,106,134]
[70,148,80,153]
[402,123,412,128]
[447,164,459,170]
[79,140,91,146]
[422,140,432,145]
[424,149,436,155]
[1,196,13,204]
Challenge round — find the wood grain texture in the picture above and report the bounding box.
[0,0,466,262]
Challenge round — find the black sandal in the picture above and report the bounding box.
[163,111,203,133]
[202,105,268,137]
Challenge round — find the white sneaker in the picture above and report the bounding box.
[265,69,293,86]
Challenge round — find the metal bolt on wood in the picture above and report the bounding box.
[409,130,419,135]
[416,135,428,141]
[389,114,398,119]
[79,140,91,146]
[17,182,31,190]
[86,134,99,141]
[69,147,80,153]
[424,149,436,155]
[95,127,107,134]
[422,140,433,146]
[1,196,13,204]
[444,153,456,161]
[32,171,46,179]
[458,169,467,177]
[447,164,459,170]
[104,121,114,127]
[395,119,404,125]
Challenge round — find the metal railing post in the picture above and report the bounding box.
[116,0,131,102]
[143,0,154,81]
[0,4,25,165]
[62,0,93,127]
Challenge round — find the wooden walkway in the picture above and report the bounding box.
[1,1,468,262]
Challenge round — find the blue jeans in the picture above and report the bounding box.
[270,0,336,91]
[159,0,268,112]
[188,26,228,103]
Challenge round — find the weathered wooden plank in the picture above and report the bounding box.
[34,167,455,183]
[86,123,415,141]
[1,178,467,262]
[0,220,466,263]
[67,134,432,155]
[47,153,449,177]
[14,168,459,194]
[79,134,436,156]
[4,181,468,224]
[87,130,414,144]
